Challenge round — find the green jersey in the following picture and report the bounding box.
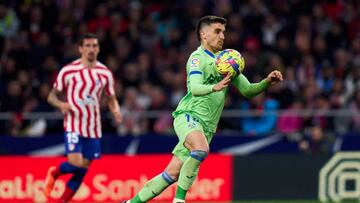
[172,46,270,133]
[172,46,225,132]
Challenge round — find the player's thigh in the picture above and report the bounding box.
[173,114,208,159]
[82,158,93,168]
[81,137,101,161]
[64,132,98,168]
[173,113,204,145]
[67,153,84,167]
[184,131,209,152]
[64,132,84,167]
[165,155,183,180]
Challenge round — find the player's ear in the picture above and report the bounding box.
[200,31,206,40]
[78,45,83,54]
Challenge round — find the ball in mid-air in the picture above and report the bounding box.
[215,49,245,78]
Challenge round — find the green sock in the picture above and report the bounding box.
[175,185,187,200]
[129,195,142,203]
[175,154,203,199]
[130,173,174,203]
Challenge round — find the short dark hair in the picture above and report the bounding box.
[195,15,227,41]
[78,33,99,46]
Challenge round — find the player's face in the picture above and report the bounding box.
[79,38,100,62]
[201,23,225,52]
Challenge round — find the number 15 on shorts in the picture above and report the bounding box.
[65,132,80,152]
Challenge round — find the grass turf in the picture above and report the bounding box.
[233,201,320,203]
[232,201,358,203]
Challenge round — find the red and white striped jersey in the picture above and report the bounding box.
[54,59,115,138]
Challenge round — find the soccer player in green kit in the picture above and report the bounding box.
[123,15,283,203]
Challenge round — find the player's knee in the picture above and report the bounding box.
[190,150,208,162]
[161,171,176,184]
[68,159,83,168]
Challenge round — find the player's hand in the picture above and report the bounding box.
[266,70,283,85]
[113,110,123,125]
[59,102,71,114]
[213,73,231,92]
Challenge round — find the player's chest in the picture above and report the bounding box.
[66,69,105,88]
[203,59,223,85]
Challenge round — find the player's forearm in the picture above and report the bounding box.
[107,96,121,116]
[190,83,214,96]
[232,74,269,98]
[47,89,63,109]
[189,74,214,96]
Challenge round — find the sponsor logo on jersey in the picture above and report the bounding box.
[76,95,97,105]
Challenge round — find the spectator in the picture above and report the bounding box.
[1,0,360,137]
[118,88,145,136]
[277,99,304,135]
[349,90,360,132]
[0,4,19,38]
[298,125,334,154]
[241,93,279,136]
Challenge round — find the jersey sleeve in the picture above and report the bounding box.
[104,70,116,96]
[53,67,68,92]
[186,54,214,96]
[232,74,269,98]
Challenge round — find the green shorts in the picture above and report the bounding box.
[172,113,214,162]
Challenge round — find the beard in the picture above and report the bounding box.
[87,53,96,62]
[213,44,223,52]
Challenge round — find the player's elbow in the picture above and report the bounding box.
[47,94,53,104]
[241,91,254,99]
[190,90,201,96]
[190,89,208,97]
[189,87,202,96]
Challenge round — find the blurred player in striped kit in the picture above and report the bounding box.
[43,33,122,203]
[123,16,282,203]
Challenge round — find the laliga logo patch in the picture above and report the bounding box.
[190,58,200,69]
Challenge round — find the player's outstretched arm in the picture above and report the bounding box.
[265,70,283,85]
[232,70,283,98]
[107,95,122,125]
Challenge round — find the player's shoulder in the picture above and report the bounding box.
[189,47,204,59]
[187,47,205,69]
[61,59,82,71]
[95,61,108,69]
[94,61,114,78]
[95,61,112,72]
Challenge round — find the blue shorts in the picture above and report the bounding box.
[64,132,101,160]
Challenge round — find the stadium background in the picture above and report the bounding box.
[1,0,360,202]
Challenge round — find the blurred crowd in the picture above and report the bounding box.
[0,0,360,150]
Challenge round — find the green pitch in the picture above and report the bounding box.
[233,201,320,203]
[233,201,358,203]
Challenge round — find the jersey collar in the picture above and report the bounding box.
[200,46,216,59]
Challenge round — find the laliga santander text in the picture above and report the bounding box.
[0,155,232,202]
